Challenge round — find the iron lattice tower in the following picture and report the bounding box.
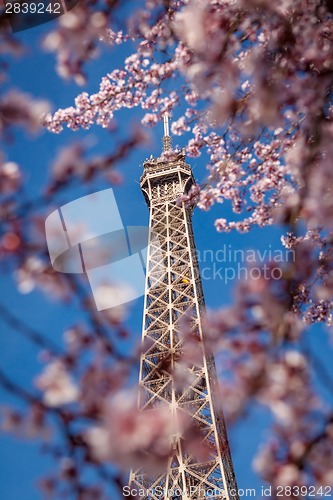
[129,117,239,500]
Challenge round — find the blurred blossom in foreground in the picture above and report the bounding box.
[86,390,177,472]
[35,361,79,407]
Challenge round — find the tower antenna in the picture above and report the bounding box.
[162,111,172,152]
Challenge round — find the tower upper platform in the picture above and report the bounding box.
[140,114,195,207]
[140,150,195,207]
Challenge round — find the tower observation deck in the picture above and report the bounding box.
[129,115,239,500]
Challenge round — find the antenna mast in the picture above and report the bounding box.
[162,112,172,152]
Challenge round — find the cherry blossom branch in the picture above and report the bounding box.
[0,302,62,354]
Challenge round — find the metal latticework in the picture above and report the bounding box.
[129,145,239,500]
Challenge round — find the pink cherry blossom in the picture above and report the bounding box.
[35,361,79,407]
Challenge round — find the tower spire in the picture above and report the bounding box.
[162,111,172,152]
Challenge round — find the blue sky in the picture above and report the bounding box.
[1,11,333,500]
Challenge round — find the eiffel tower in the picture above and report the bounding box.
[129,115,239,500]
